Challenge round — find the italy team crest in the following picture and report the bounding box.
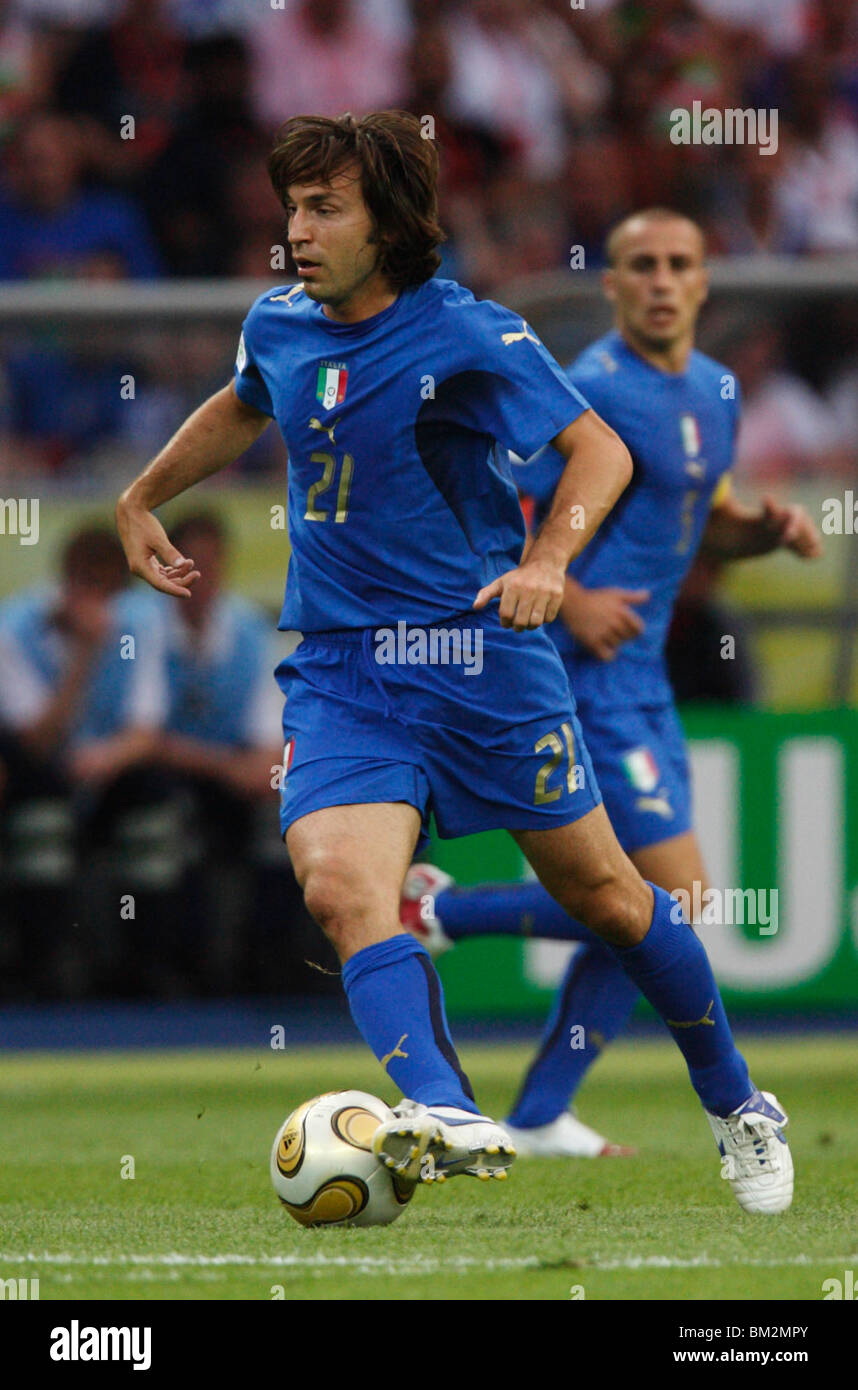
[316,361,348,411]
[622,747,659,793]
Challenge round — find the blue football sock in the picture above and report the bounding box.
[610,884,752,1117]
[507,940,639,1129]
[341,934,478,1113]
[436,882,592,943]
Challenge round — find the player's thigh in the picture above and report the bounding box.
[630,829,709,903]
[286,800,421,923]
[510,804,653,945]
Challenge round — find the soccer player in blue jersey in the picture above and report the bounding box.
[117,114,795,1207]
[400,208,820,1185]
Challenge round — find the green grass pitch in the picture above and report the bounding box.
[1,1034,856,1301]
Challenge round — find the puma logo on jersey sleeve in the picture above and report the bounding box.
[502,321,540,347]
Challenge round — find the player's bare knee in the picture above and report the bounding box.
[577,875,653,947]
[301,861,385,945]
[302,870,356,931]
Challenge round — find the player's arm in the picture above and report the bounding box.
[701,485,822,561]
[116,382,271,597]
[475,409,633,631]
[555,575,650,661]
[517,513,648,659]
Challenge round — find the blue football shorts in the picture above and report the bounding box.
[275,611,602,852]
[573,695,693,853]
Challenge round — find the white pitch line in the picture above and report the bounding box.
[592,1252,858,1272]
[0,1251,541,1273]
[1,1251,856,1275]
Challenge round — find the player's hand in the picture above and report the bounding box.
[473,557,566,631]
[760,496,823,559]
[565,586,650,661]
[116,500,201,598]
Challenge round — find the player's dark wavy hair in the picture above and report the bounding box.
[267,111,444,291]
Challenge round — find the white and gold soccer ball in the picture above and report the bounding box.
[270,1090,414,1227]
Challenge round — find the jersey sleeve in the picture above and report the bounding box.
[511,442,566,505]
[460,301,590,459]
[234,310,275,418]
[509,353,608,504]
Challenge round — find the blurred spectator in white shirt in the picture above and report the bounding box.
[771,55,858,253]
[693,0,813,55]
[444,0,608,180]
[729,320,853,481]
[167,0,412,41]
[248,0,408,134]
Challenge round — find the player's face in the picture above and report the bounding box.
[603,220,708,355]
[285,166,389,318]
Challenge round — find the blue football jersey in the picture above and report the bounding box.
[517,330,739,707]
[234,278,589,632]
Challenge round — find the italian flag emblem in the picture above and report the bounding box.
[622,747,659,793]
[316,361,348,411]
[283,739,295,776]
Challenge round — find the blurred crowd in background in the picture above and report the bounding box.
[0,0,856,481]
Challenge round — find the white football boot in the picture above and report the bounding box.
[399,864,454,958]
[372,1100,516,1184]
[706,1089,794,1213]
[505,1111,635,1158]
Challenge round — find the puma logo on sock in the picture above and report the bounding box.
[667,998,715,1029]
[380,1034,409,1069]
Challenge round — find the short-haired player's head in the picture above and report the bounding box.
[267,110,444,307]
[603,209,708,361]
